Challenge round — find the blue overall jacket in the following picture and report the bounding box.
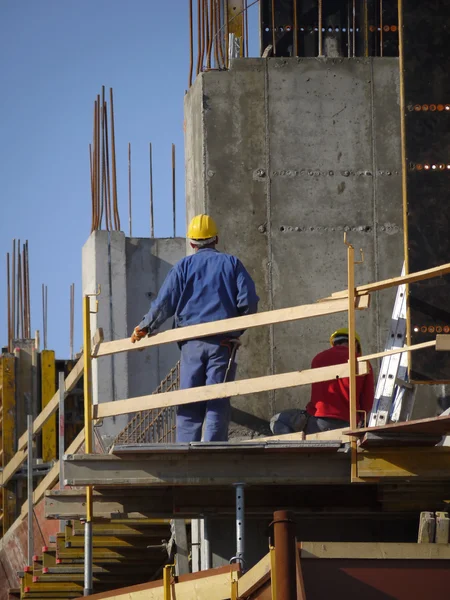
[138,248,259,337]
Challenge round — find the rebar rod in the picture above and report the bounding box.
[225,0,229,66]
[213,0,219,67]
[197,0,203,74]
[89,143,95,232]
[25,242,30,337]
[364,0,369,57]
[293,0,298,56]
[172,143,176,238]
[149,143,155,237]
[17,242,22,339]
[205,0,211,69]
[70,283,74,361]
[12,240,16,340]
[97,95,102,229]
[216,0,226,68]
[128,142,132,237]
[352,0,356,56]
[244,0,249,57]
[271,0,276,54]
[318,0,323,56]
[189,0,194,85]
[380,0,383,56]
[347,0,351,57]
[110,88,120,231]
[7,252,11,351]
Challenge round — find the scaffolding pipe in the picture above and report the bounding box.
[27,414,34,566]
[83,295,94,595]
[58,371,65,532]
[273,510,297,600]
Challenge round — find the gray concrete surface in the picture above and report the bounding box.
[82,232,185,446]
[184,57,405,424]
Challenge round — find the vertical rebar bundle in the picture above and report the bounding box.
[6,240,32,348]
[190,0,249,83]
[172,143,176,238]
[90,87,121,233]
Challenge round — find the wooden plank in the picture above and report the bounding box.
[0,449,27,487]
[237,552,271,597]
[79,565,240,600]
[20,428,84,518]
[356,447,450,479]
[41,350,56,463]
[244,428,350,444]
[357,340,436,362]
[299,541,450,559]
[325,262,450,299]
[346,414,450,437]
[94,362,369,420]
[436,334,450,351]
[93,295,370,358]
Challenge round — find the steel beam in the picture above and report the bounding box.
[64,444,349,487]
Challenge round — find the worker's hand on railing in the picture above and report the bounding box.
[131,326,149,344]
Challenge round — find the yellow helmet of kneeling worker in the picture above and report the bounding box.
[330,327,361,347]
[187,214,218,240]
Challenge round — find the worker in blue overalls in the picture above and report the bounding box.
[131,214,259,442]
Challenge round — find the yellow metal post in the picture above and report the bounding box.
[1,355,16,534]
[41,350,56,463]
[228,0,244,58]
[270,545,277,599]
[163,564,174,600]
[345,236,358,481]
[83,295,94,595]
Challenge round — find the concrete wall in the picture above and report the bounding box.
[82,232,185,446]
[185,57,404,424]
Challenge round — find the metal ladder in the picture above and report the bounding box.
[368,265,416,427]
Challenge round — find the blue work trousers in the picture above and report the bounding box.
[176,339,237,442]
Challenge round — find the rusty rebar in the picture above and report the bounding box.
[380,0,384,56]
[216,0,225,68]
[128,142,132,237]
[89,143,95,233]
[17,240,22,339]
[70,283,74,361]
[101,90,109,232]
[7,252,11,351]
[225,0,229,66]
[212,0,219,67]
[172,143,176,237]
[197,0,203,74]
[352,0,356,56]
[293,0,298,56]
[271,0,276,54]
[98,94,104,229]
[12,240,15,340]
[189,0,194,85]
[244,0,249,57]
[149,143,155,238]
[364,0,369,57]
[273,510,297,600]
[205,0,212,69]
[318,0,323,56]
[110,88,120,231]
[104,100,113,232]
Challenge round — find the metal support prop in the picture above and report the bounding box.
[345,235,358,481]
[232,483,245,570]
[273,510,296,600]
[58,371,65,533]
[27,414,34,566]
[83,295,94,596]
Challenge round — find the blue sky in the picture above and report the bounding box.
[0,1,259,358]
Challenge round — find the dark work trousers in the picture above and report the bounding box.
[304,416,349,435]
[176,338,237,442]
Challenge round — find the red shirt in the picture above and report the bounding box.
[306,345,374,422]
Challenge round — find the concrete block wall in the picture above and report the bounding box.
[184,57,404,424]
[82,231,185,446]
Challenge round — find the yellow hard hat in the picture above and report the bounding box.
[330,327,361,346]
[187,214,218,240]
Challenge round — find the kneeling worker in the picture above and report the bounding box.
[270,328,374,435]
[131,214,259,442]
